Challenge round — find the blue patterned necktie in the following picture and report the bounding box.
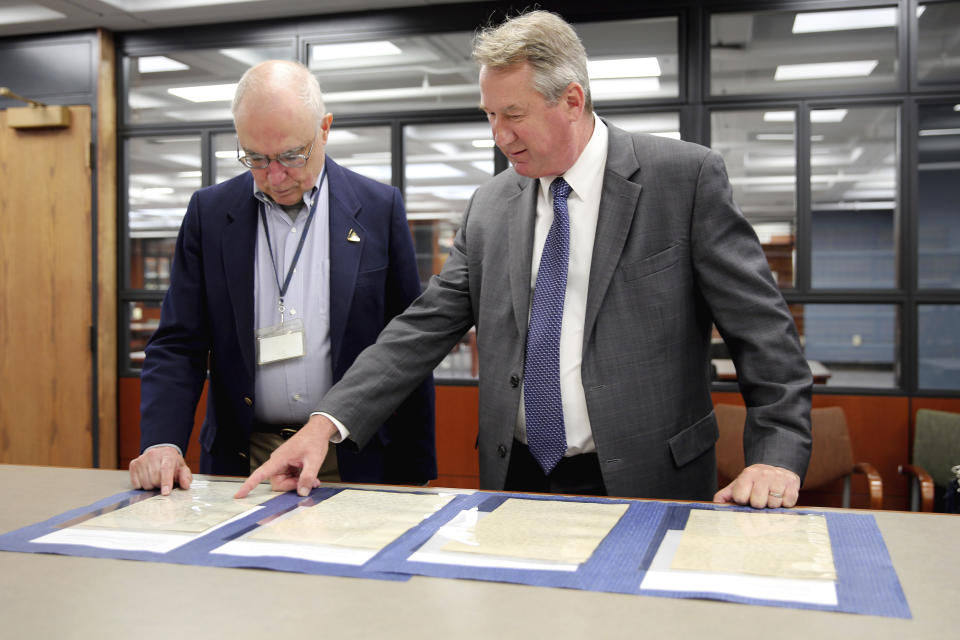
[523,177,571,474]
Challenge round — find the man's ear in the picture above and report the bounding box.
[562,82,586,120]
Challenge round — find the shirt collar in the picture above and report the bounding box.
[252,166,327,209]
[538,113,608,201]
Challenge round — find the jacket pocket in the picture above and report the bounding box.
[667,412,719,468]
[621,243,681,281]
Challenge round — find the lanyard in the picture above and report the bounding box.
[259,169,327,323]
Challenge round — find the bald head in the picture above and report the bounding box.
[232,60,326,130]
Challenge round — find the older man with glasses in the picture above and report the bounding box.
[130,60,436,495]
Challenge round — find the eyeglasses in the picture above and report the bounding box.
[237,138,315,169]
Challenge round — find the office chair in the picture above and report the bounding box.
[898,408,960,512]
[713,404,883,508]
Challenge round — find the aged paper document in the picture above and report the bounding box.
[76,481,275,534]
[441,498,629,564]
[670,509,837,580]
[248,489,454,550]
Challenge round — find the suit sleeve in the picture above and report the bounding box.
[376,188,437,473]
[319,191,478,450]
[690,150,813,480]
[138,191,211,455]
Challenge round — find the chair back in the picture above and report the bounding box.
[714,404,746,482]
[914,409,960,488]
[803,406,855,489]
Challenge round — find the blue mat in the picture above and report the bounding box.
[0,487,911,617]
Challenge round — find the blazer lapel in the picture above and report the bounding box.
[221,178,258,379]
[325,157,363,369]
[508,176,539,339]
[583,124,643,348]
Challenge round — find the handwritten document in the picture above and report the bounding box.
[670,509,837,580]
[248,489,454,550]
[441,498,629,564]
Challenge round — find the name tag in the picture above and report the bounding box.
[256,318,306,365]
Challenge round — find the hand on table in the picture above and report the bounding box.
[234,414,337,498]
[129,445,192,496]
[713,463,801,508]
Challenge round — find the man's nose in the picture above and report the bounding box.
[491,120,515,146]
[266,160,287,182]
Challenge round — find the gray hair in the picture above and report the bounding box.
[472,10,591,110]
[231,60,326,129]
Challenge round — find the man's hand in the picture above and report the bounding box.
[235,414,338,498]
[713,463,801,508]
[129,445,192,496]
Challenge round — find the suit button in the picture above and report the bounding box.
[243,396,253,406]
[510,375,520,388]
[497,444,508,458]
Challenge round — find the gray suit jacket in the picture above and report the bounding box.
[320,122,812,500]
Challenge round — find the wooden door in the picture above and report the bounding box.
[0,105,94,466]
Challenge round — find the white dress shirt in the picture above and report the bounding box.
[516,114,608,455]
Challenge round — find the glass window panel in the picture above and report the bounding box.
[797,303,899,388]
[126,44,295,124]
[711,7,898,96]
[404,120,494,379]
[128,135,200,289]
[918,304,960,389]
[579,17,679,102]
[603,112,681,140]
[305,17,678,115]
[811,106,898,288]
[917,102,960,288]
[325,125,392,185]
[918,1,960,84]
[711,109,796,287]
[128,301,162,370]
[307,33,477,114]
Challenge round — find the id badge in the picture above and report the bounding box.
[256,318,306,365]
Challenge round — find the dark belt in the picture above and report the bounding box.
[252,421,301,439]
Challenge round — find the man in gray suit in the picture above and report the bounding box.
[238,10,812,509]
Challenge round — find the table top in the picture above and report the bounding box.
[1,464,958,639]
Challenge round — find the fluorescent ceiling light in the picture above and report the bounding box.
[472,139,495,148]
[214,150,235,159]
[178,171,202,178]
[651,131,681,140]
[591,78,661,100]
[312,41,402,62]
[792,8,897,33]
[811,109,848,123]
[587,57,661,79]
[775,60,878,81]
[99,0,262,9]
[406,163,465,179]
[138,56,189,73]
[348,165,392,182]
[0,5,64,25]
[168,83,237,102]
[763,110,848,123]
[430,142,459,156]
[326,130,359,144]
[472,160,495,174]
[919,128,960,137]
[756,133,794,141]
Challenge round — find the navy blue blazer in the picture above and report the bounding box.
[139,156,436,483]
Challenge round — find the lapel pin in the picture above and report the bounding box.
[346,228,361,243]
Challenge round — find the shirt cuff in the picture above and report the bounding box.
[144,443,183,457]
[311,411,349,443]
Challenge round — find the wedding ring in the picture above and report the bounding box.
[769,491,783,499]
